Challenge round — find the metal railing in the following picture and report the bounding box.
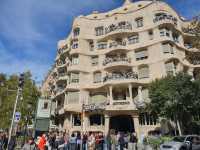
[103,57,130,66]
[103,72,138,82]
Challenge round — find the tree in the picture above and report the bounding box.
[0,72,40,129]
[148,72,200,135]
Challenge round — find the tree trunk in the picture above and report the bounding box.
[177,119,182,136]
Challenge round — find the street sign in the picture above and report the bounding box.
[14,112,21,122]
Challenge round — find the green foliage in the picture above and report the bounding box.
[148,72,200,134]
[0,72,40,129]
[144,136,173,149]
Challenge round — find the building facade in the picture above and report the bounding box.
[42,0,200,139]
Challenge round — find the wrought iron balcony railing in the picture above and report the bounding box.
[103,57,131,66]
[103,71,138,82]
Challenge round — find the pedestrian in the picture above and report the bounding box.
[0,132,3,150]
[110,133,117,150]
[69,133,76,150]
[22,137,37,150]
[76,132,81,150]
[129,132,138,150]
[82,132,88,150]
[118,132,125,150]
[8,136,16,150]
[37,134,47,150]
[63,132,69,150]
[88,133,95,150]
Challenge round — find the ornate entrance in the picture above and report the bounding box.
[110,115,134,133]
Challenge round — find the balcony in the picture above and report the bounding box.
[112,100,130,105]
[56,60,66,68]
[83,102,107,112]
[105,22,132,35]
[103,56,131,66]
[109,41,126,48]
[103,71,138,82]
[186,53,200,65]
[153,14,177,26]
[182,27,195,35]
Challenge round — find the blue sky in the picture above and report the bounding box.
[0,0,199,84]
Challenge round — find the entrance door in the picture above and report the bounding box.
[110,115,134,133]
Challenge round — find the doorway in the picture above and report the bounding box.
[110,115,134,133]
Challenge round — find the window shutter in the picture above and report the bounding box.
[68,92,79,104]
[139,66,149,79]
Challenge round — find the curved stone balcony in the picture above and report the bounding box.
[106,100,136,111]
[153,15,178,26]
[185,53,200,65]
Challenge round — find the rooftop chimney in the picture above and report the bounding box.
[123,0,132,6]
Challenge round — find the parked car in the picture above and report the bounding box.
[160,135,200,150]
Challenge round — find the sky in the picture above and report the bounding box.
[0,0,199,84]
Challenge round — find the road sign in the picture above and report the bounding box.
[14,112,21,122]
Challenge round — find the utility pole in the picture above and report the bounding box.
[7,73,24,149]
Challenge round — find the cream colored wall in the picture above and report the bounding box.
[42,0,198,135]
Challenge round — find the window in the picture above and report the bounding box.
[165,61,176,75]
[91,56,98,66]
[89,114,104,126]
[128,35,139,44]
[72,40,78,49]
[97,42,107,50]
[95,26,104,36]
[93,72,102,83]
[162,43,174,54]
[172,33,179,43]
[160,28,170,37]
[89,41,94,51]
[73,27,80,37]
[138,65,149,79]
[139,113,157,125]
[135,49,148,61]
[43,102,48,109]
[72,114,81,126]
[71,55,79,65]
[135,17,143,28]
[148,30,154,40]
[68,91,79,104]
[70,73,79,83]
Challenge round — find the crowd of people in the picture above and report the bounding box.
[33,131,138,150]
[0,130,138,150]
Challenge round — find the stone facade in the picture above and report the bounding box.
[41,0,200,140]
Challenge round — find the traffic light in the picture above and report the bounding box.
[18,73,25,88]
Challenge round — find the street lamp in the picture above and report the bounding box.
[22,102,33,146]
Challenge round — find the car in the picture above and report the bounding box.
[160,135,200,150]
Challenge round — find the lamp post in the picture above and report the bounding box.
[22,102,33,146]
[7,73,25,150]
